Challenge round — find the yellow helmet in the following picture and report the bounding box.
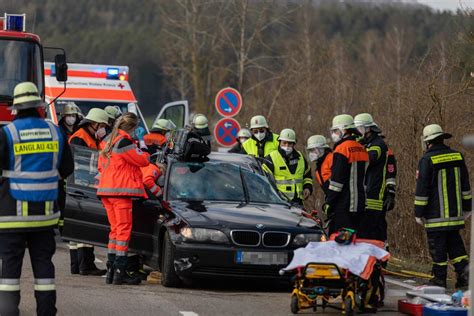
[12,82,44,109]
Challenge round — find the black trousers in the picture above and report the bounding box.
[329,211,361,235]
[358,211,387,241]
[427,230,469,281]
[0,230,56,316]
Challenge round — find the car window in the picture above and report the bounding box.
[69,145,99,189]
[168,162,245,202]
[242,169,287,205]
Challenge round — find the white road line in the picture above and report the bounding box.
[179,312,199,316]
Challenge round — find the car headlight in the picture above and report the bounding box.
[292,233,322,247]
[180,227,229,244]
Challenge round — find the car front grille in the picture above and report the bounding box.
[262,232,290,247]
[193,266,283,278]
[230,230,260,247]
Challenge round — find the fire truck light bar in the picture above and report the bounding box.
[4,14,26,32]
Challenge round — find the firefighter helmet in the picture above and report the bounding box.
[80,108,110,126]
[354,113,375,127]
[63,102,79,115]
[306,135,329,150]
[423,124,452,142]
[152,119,174,132]
[250,115,269,129]
[331,114,355,130]
[237,128,252,139]
[278,128,296,143]
[12,82,45,109]
[104,105,122,119]
[192,114,208,129]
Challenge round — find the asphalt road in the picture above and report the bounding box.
[15,236,407,315]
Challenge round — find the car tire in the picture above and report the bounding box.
[161,231,182,288]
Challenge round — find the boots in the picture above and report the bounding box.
[113,256,141,285]
[455,266,469,289]
[78,246,106,276]
[106,254,116,285]
[126,255,149,281]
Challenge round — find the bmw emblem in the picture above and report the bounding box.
[256,224,265,229]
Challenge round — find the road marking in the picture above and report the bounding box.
[179,312,199,316]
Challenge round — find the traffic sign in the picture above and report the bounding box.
[215,87,242,117]
[214,118,241,147]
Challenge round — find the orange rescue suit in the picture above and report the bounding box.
[144,132,167,147]
[315,152,333,187]
[141,163,163,197]
[69,127,98,150]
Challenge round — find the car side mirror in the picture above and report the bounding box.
[54,54,68,82]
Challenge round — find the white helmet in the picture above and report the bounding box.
[423,124,452,142]
[250,115,268,129]
[192,114,208,129]
[237,128,251,138]
[306,135,329,150]
[278,128,296,143]
[62,102,79,115]
[331,114,355,131]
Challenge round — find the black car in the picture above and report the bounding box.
[62,146,323,287]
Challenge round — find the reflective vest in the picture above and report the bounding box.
[415,144,472,232]
[268,150,307,200]
[242,133,279,158]
[97,130,150,198]
[69,127,98,150]
[364,134,388,211]
[3,118,63,202]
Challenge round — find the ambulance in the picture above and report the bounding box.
[44,62,149,130]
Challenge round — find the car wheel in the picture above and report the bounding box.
[161,231,182,288]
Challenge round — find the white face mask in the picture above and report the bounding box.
[331,130,343,143]
[308,148,325,162]
[357,126,366,136]
[255,131,266,141]
[95,127,107,140]
[280,146,293,155]
[65,116,76,126]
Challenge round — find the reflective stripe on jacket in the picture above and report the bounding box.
[141,163,163,197]
[415,144,471,232]
[97,130,150,198]
[326,136,369,213]
[3,118,63,202]
[242,133,279,158]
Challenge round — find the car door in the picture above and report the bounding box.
[62,145,162,257]
[152,100,189,129]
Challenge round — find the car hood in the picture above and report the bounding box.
[168,200,320,231]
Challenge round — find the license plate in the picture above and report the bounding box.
[235,251,288,265]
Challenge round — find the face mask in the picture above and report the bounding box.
[331,130,343,143]
[357,126,366,136]
[280,146,293,155]
[255,132,266,141]
[65,116,76,126]
[95,127,107,140]
[309,148,324,162]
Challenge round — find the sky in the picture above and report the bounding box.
[414,0,474,11]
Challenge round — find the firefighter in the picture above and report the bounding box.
[263,129,313,207]
[324,114,368,234]
[229,128,251,154]
[191,114,212,148]
[98,112,150,285]
[58,102,80,139]
[68,108,109,276]
[69,108,110,149]
[144,119,174,154]
[242,115,279,158]
[104,105,122,128]
[306,135,333,196]
[415,124,471,288]
[354,113,389,241]
[0,82,74,315]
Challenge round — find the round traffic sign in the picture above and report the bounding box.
[214,118,241,147]
[215,87,242,117]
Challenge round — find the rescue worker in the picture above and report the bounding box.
[191,114,212,148]
[229,128,251,154]
[263,129,313,207]
[415,124,471,288]
[58,102,80,139]
[104,105,122,129]
[354,113,389,241]
[69,108,110,149]
[0,82,74,315]
[68,108,109,276]
[306,135,333,196]
[98,112,150,285]
[242,115,279,158]
[384,146,397,212]
[144,119,174,154]
[324,114,368,234]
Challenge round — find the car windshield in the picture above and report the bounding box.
[168,161,287,205]
[54,100,147,130]
[0,39,43,102]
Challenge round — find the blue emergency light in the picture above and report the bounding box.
[4,14,26,32]
[106,68,120,79]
